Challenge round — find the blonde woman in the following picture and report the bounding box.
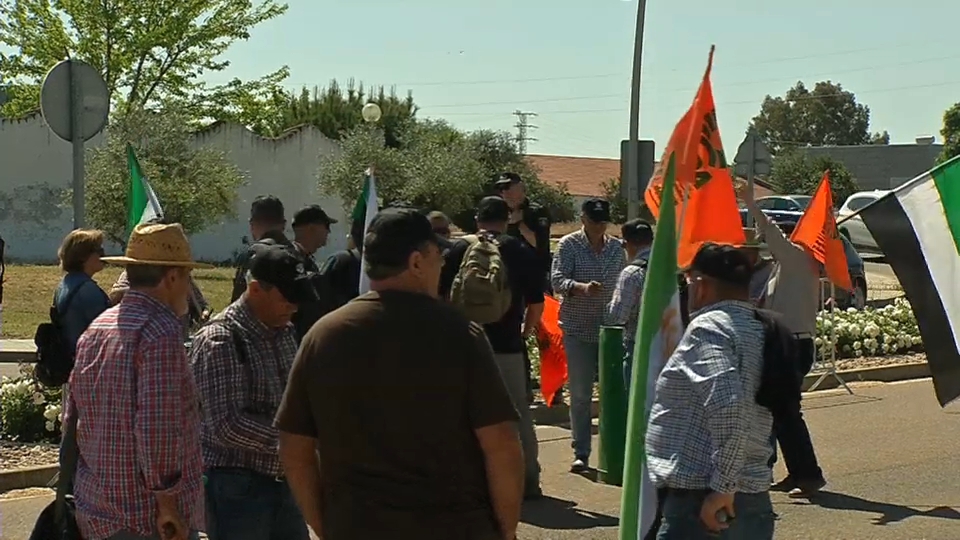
[54,229,110,354]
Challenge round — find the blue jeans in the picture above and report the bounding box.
[563,334,599,460]
[106,532,200,540]
[656,489,775,540]
[623,338,636,394]
[205,468,310,540]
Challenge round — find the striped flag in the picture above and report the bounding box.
[859,155,960,406]
[353,168,378,294]
[126,144,163,233]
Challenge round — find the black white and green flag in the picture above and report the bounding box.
[860,155,960,406]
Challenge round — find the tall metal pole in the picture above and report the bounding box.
[69,59,85,229]
[626,0,647,220]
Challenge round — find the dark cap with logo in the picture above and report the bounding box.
[494,172,523,190]
[581,198,611,223]
[292,205,338,228]
[687,243,753,287]
[250,195,285,224]
[364,207,442,267]
[621,218,653,244]
[248,243,318,304]
[476,196,511,223]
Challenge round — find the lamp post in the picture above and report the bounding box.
[362,102,382,124]
[626,0,648,220]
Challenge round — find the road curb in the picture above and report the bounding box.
[0,464,57,492]
[531,362,931,425]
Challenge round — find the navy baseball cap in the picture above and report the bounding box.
[292,205,337,228]
[494,172,523,190]
[363,208,443,267]
[581,198,611,223]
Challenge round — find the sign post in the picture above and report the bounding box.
[733,127,772,227]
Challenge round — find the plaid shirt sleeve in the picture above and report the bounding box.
[190,326,278,454]
[683,318,748,494]
[550,236,578,295]
[606,265,644,326]
[135,333,191,494]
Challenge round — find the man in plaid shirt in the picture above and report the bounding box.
[551,198,625,473]
[606,218,654,390]
[66,223,209,540]
[190,244,318,540]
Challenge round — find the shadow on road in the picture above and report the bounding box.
[806,490,960,525]
[521,496,619,530]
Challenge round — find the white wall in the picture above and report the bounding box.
[0,114,348,263]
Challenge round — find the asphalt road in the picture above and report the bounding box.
[2,379,958,539]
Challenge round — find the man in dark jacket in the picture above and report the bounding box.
[231,195,291,302]
[290,204,338,340]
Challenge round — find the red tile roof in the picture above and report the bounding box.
[526,154,620,197]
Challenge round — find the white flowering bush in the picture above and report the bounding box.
[815,298,923,360]
[0,364,63,442]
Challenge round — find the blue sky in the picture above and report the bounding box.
[133,0,960,158]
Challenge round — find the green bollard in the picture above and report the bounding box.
[597,325,627,486]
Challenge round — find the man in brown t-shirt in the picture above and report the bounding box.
[275,207,524,540]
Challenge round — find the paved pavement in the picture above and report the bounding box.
[1,378,958,539]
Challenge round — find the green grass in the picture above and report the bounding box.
[1,265,236,339]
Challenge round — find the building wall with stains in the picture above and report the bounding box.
[0,114,347,263]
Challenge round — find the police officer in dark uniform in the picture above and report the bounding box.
[316,219,365,312]
[289,204,339,339]
[230,195,292,302]
[495,172,553,404]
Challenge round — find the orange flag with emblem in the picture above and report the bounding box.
[790,171,853,291]
[537,295,567,407]
[643,46,744,268]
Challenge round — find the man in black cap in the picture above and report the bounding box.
[606,218,654,390]
[495,172,553,403]
[292,205,337,272]
[231,195,292,302]
[276,207,524,540]
[191,243,318,540]
[551,197,625,473]
[439,196,545,499]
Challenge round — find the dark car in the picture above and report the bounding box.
[742,210,867,310]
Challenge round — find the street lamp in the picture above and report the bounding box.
[626,0,647,220]
[362,102,382,123]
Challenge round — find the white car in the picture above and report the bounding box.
[837,190,890,255]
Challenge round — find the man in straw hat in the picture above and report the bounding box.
[63,223,210,540]
[742,190,827,499]
[190,242,317,540]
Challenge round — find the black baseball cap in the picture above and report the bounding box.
[581,198,611,223]
[250,195,285,224]
[363,207,443,267]
[476,196,510,223]
[494,172,523,190]
[622,219,653,244]
[292,205,337,228]
[687,243,753,287]
[248,244,318,305]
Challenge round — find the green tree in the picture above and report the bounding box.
[938,102,960,164]
[601,177,627,224]
[86,107,246,245]
[318,120,572,228]
[750,81,889,154]
[239,80,418,146]
[0,0,288,118]
[768,150,859,205]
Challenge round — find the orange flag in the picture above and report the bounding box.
[643,46,745,267]
[537,295,567,407]
[790,171,853,291]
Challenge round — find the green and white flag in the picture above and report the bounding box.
[619,155,684,540]
[126,144,163,233]
[353,168,378,294]
[859,154,960,406]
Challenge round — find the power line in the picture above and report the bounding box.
[436,79,960,117]
[281,39,955,89]
[513,110,538,154]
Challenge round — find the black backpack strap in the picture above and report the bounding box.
[628,256,649,270]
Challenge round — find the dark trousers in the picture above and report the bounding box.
[205,468,310,540]
[768,337,824,481]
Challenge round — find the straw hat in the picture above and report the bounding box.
[102,223,214,269]
[739,227,767,250]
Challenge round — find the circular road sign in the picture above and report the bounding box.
[40,59,109,143]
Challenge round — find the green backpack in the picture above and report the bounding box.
[449,235,513,324]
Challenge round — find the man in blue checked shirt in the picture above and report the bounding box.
[646,243,774,540]
[551,198,626,474]
[606,218,654,390]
